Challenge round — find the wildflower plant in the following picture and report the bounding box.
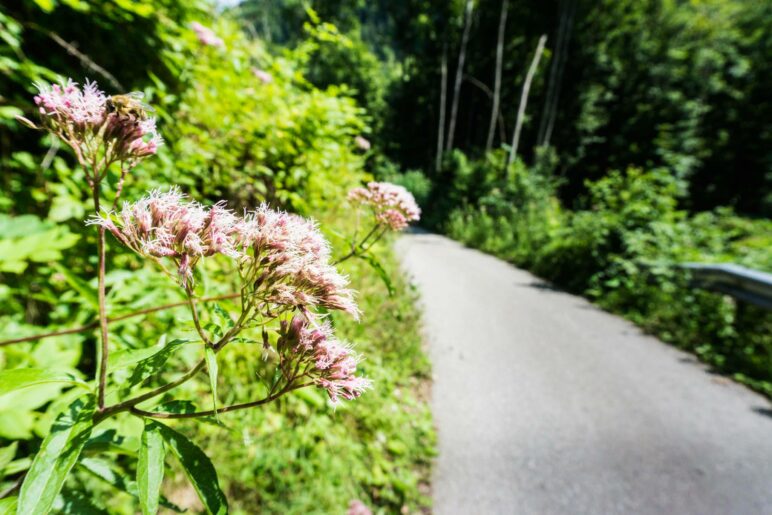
[1,79,420,514]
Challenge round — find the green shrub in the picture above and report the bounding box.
[434,156,772,395]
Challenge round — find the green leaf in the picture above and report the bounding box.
[204,346,219,422]
[0,442,17,478]
[51,263,97,309]
[153,400,197,414]
[0,497,17,515]
[108,335,167,370]
[358,253,395,296]
[0,368,89,397]
[138,420,165,515]
[211,304,235,329]
[17,395,96,515]
[153,421,228,515]
[78,457,135,495]
[125,339,193,390]
[32,0,56,12]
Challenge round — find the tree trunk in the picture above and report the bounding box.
[485,0,509,152]
[436,46,448,172]
[537,0,577,147]
[445,0,474,152]
[507,34,547,169]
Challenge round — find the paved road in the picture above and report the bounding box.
[396,232,772,515]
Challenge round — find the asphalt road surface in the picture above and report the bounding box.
[396,231,772,515]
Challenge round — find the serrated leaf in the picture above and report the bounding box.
[153,421,228,515]
[204,346,219,422]
[138,420,165,515]
[359,253,395,296]
[125,339,193,390]
[0,368,89,397]
[17,395,95,515]
[108,335,166,370]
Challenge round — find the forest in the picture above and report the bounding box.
[0,0,770,513]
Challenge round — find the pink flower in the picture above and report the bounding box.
[91,193,358,318]
[354,136,371,151]
[347,500,373,515]
[251,68,273,84]
[34,79,106,126]
[236,205,359,318]
[191,22,224,48]
[88,188,238,284]
[348,182,421,231]
[280,314,371,404]
[29,79,161,169]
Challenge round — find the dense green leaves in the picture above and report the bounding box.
[138,421,166,515]
[152,421,228,515]
[0,215,79,274]
[17,395,95,515]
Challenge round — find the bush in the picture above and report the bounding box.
[431,154,772,395]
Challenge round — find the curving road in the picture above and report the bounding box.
[396,232,772,515]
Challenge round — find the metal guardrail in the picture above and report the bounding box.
[682,263,772,310]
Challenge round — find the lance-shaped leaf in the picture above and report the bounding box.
[0,368,88,396]
[359,253,395,297]
[204,346,219,421]
[125,339,193,390]
[17,395,95,515]
[152,421,228,515]
[138,420,165,515]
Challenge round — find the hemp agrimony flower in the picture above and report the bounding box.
[89,188,239,284]
[354,135,371,151]
[251,68,273,84]
[191,22,225,48]
[235,205,359,317]
[278,314,371,404]
[20,79,162,175]
[90,190,359,317]
[348,181,421,231]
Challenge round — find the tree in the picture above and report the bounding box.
[508,34,547,168]
[445,0,474,152]
[485,0,509,151]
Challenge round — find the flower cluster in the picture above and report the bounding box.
[24,79,161,170]
[347,500,373,515]
[89,188,239,284]
[348,181,421,231]
[235,206,359,317]
[90,189,357,316]
[354,135,371,151]
[279,314,371,404]
[251,68,273,84]
[191,22,224,48]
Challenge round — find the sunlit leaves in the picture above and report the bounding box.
[152,421,228,515]
[17,395,95,515]
[138,421,165,515]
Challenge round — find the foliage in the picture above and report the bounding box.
[188,246,434,514]
[436,153,772,395]
[0,1,433,513]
